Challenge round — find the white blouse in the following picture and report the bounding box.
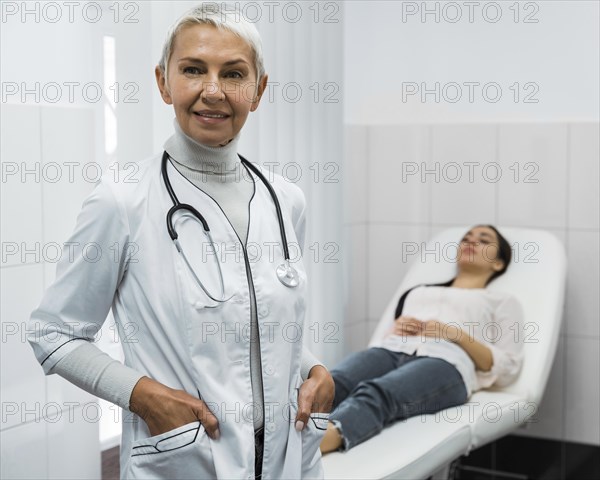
[375,286,524,396]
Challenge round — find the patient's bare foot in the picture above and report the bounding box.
[320,421,343,454]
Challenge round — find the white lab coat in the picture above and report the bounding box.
[27,153,328,479]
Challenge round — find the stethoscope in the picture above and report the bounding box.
[161,151,300,304]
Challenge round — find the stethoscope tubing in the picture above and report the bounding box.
[161,150,289,260]
[239,157,291,261]
[161,151,299,293]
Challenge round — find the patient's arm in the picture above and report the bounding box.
[420,320,493,372]
[391,316,494,371]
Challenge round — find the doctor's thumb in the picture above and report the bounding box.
[294,403,311,432]
[195,401,221,440]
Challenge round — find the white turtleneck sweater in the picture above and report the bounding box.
[50,119,324,432]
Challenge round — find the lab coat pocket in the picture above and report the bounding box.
[301,412,329,479]
[123,421,216,480]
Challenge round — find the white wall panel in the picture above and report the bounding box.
[498,124,568,228]
[343,125,368,225]
[40,107,96,250]
[47,406,101,479]
[0,264,46,430]
[342,224,367,328]
[565,336,600,445]
[565,230,600,338]
[430,124,496,226]
[0,422,48,479]
[0,105,43,268]
[369,125,430,224]
[568,123,600,230]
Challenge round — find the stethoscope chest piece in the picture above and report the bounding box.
[277,261,300,288]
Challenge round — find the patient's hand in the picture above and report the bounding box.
[420,320,460,342]
[393,316,424,336]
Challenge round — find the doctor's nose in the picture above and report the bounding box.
[201,81,225,103]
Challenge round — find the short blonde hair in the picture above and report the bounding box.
[158,2,266,82]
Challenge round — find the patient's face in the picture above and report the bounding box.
[457,226,503,273]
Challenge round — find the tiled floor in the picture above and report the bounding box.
[459,435,600,480]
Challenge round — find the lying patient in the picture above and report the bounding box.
[321,225,524,453]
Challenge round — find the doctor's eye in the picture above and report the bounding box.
[224,70,244,79]
[182,66,204,75]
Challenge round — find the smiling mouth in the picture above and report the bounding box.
[194,112,229,119]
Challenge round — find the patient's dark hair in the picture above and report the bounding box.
[476,224,512,284]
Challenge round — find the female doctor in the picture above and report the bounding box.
[27,4,335,479]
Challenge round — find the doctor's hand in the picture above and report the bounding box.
[295,365,335,432]
[129,377,220,440]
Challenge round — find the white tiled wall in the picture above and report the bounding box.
[368,126,430,224]
[430,124,497,226]
[569,124,600,230]
[498,124,569,229]
[0,104,101,479]
[0,420,48,480]
[1,264,47,430]
[0,105,43,268]
[342,122,600,446]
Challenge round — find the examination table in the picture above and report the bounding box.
[322,227,567,479]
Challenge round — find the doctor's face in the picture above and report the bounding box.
[155,23,268,147]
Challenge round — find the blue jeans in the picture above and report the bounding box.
[329,347,468,451]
